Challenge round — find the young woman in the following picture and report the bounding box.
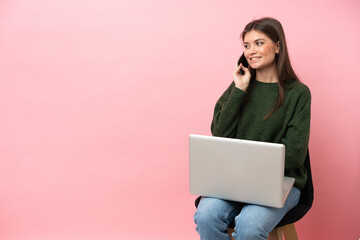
[193,17,311,240]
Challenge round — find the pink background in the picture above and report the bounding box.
[0,0,359,239]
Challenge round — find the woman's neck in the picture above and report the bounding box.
[255,63,279,83]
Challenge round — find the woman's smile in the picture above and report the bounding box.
[249,56,262,62]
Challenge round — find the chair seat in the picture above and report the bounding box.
[228,224,298,240]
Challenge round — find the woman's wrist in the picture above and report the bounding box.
[234,83,248,92]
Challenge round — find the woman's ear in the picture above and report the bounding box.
[275,41,280,54]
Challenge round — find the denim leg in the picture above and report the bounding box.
[232,187,301,240]
[194,197,243,240]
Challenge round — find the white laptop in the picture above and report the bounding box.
[189,134,295,208]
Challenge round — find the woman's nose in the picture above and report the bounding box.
[249,45,257,53]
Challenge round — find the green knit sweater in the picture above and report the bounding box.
[211,80,311,189]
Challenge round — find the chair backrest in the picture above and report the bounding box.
[276,148,314,227]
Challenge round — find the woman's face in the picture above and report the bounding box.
[243,30,279,71]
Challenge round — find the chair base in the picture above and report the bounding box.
[228,223,298,240]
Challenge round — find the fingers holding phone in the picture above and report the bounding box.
[233,63,251,92]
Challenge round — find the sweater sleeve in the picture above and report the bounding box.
[211,82,247,138]
[281,85,311,171]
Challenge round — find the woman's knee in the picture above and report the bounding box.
[194,203,221,227]
[194,208,214,228]
[194,198,234,230]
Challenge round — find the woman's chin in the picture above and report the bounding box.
[249,64,259,70]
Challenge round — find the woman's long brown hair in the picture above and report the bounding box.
[241,17,300,119]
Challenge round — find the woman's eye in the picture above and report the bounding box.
[256,42,264,46]
[244,45,249,49]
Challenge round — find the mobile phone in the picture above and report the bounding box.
[237,53,248,75]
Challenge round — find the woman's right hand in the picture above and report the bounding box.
[233,63,251,92]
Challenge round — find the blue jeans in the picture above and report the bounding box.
[193,187,301,240]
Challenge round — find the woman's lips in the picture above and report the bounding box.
[249,56,261,62]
